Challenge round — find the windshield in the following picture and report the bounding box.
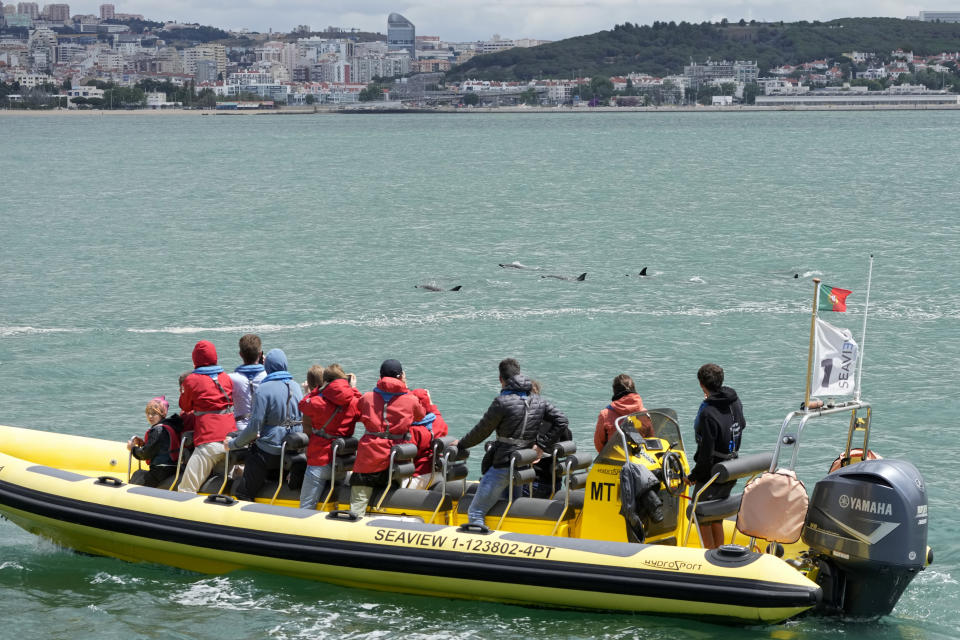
[598,408,685,463]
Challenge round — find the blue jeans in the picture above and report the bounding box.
[299,465,333,510]
[468,466,513,527]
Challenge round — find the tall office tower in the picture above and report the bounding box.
[387,13,415,60]
[18,2,40,18]
[43,3,70,21]
[99,3,113,19]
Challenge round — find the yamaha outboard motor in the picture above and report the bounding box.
[803,459,928,617]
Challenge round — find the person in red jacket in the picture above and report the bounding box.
[594,374,652,453]
[349,359,425,516]
[403,388,450,490]
[177,340,236,493]
[298,364,361,509]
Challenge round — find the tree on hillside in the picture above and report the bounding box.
[446,18,960,82]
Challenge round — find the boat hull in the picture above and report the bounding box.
[0,427,820,623]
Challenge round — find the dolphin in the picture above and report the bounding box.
[499,261,536,270]
[540,272,587,282]
[415,284,462,292]
[639,267,648,276]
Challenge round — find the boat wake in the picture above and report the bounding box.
[8,300,957,339]
[0,326,85,337]
[90,571,143,586]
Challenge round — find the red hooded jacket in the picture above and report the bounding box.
[594,392,650,453]
[179,341,236,447]
[409,388,449,477]
[353,377,425,474]
[299,378,362,467]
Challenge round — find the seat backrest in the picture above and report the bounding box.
[735,469,808,543]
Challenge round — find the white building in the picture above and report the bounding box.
[14,71,53,87]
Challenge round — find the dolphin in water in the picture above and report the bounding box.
[540,272,587,282]
[499,261,537,270]
[415,284,462,292]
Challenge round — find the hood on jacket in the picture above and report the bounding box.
[609,392,645,415]
[264,348,289,375]
[503,374,533,393]
[376,376,409,394]
[705,386,739,409]
[324,377,360,404]
[192,340,218,367]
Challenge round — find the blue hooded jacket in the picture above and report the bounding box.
[229,349,303,455]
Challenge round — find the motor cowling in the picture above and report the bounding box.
[803,458,928,618]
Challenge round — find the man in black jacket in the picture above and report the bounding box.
[684,363,746,548]
[456,358,569,528]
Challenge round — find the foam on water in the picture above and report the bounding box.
[0,326,86,337]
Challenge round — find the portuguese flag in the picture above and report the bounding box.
[819,284,852,312]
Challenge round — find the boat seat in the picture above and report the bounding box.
[687,493,743,523]
[369,486,453,513]
[132,469,182,491]
[252,479,303,504]
[568,488,585,510]
[199,474,232,495]
[429,479,470,500]
[456,495,569,521]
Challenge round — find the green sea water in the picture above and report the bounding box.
[0,110,958,639]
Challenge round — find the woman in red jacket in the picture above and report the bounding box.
[403,388,450,489]
[177,340,236,493]
[349,359,425,516]
[298,364,362,509]
[594,373,652,453]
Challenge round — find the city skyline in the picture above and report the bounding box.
[41,1,934,42]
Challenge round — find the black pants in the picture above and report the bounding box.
[530,457,562,499]
[234,445,281,501]
[130,465,175,488]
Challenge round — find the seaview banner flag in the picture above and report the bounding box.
[812,317,859,397]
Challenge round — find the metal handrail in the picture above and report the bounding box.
[218,445,231,495]
[127,449,137,482]
[269,441,287,505]
[428,448,452,525]
[318,440,342,512]
[770,400,872,472]
[495,456,519,530]
[168,431,192,490]
[375,448,400,511]
[681,474,718,547]
[550,457,575,536]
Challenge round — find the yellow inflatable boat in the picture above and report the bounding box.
[0,401,929,624]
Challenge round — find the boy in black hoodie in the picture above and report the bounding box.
[684,363,746,549]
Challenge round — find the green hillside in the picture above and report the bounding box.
[447,18,960,80]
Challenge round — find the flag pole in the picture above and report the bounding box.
[854,255,874,402]
[804,278,822,410]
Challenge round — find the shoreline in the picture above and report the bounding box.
[3,103,960,116]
